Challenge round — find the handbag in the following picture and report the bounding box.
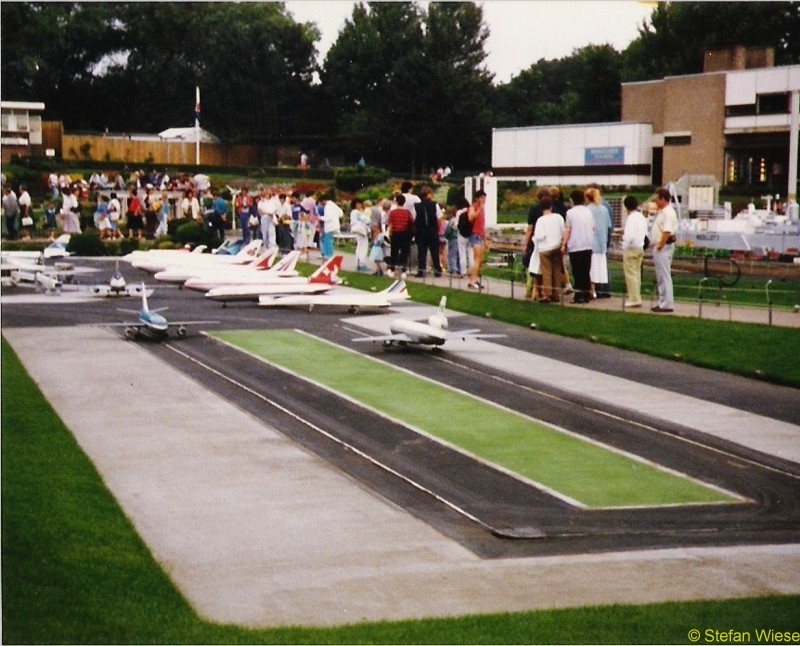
[21,216,34,227]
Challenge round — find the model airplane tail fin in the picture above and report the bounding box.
[428,295,448,330]
[269,249,301,274]
[309,255,343,284]
[253,246,278,270]
[381,280,409,300]
[235,239,263,259]
[141,282,150,312]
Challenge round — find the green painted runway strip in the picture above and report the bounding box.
[212,329,739,509]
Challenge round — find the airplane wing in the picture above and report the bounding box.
[352,332,413,344]
[89,284,148,297]
[446,331,507,341]
[165,320,220,327]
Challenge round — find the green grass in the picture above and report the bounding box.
[212,330,737,509]
[340,271,800,388]
[3,336,799,643]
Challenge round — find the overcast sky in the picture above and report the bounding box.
[283,1,655,84]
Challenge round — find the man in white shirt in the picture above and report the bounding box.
[651,187,679,312]
[621,195,648,308]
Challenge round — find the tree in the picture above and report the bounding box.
[493,44,623,128]
[1,3,127,129]
[622,2,800,82]
[320,1,494,173]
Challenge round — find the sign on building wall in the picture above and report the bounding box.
[584,146,625,166]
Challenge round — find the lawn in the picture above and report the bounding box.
[212,329,739,509]
[3,337,799,643]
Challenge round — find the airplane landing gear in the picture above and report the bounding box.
[177,325,187,338]
[125,327,138,340]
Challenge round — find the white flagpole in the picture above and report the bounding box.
[195,86,200,166]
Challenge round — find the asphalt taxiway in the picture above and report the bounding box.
[2,256,799,627]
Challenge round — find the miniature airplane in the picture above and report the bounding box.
[43,234,72,259]
[89,261,145,297]
[204,255,343,304]
[180,249,302,291]
[129,239,263,273]
[155,246,281,285]
[352,295,506,347]
[259,279,410,314]
[101,283,219,340]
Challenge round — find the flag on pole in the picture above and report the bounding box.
[194,86,201,124]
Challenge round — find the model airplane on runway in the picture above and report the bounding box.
[352,295,506,347]
[259,279,410,313]
[204,255,343,304]
[130,239,263,273]
[101,284,219,340]
[1,255,78,295]
[155,246,282,285]
[180,249,303,291]
[89,261,145,297]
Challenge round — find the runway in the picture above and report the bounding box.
[2,257,799,626]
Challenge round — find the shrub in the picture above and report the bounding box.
[174,220,221,249]
[334,166,391,193]
[66,232,106,256]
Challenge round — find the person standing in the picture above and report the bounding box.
[523,187,549,299]
[466,189,487,290]
[454,195,472,278]
[386,194,413,278]
[532,195,564,302]
[125,188,144,239]
[350,198,370,271]
[621,195,648,308]
[211,190,228,240]
[235,187,254,244]
[561,189,594,304]
[3,186,19,239]
[413,186,442,277]
[586,187,613,299]
[18,185,33,239]
[258,188,278,249]
[651,187,678,313]
[318,193,342,260]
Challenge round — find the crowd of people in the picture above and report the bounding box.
[524,184,676,312]
[2,169,679,312]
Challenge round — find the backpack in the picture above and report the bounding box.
[457,209,472,237]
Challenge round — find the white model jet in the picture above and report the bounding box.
[89,261,146,297]
[204,255,343,304]
[352,295,506,347]
[130,239,263,273]
[259,279,410,314]
[180,249,302,291]
[155,246,281,285]
[100,284,219,340]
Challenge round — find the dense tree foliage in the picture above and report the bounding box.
[2,1,800,172]
[494,44,623,128]
[622,1,800,82]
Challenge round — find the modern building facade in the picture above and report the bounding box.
[1,101,46,163]
[492,47,800,200]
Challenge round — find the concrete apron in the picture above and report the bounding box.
[5,326,800,629]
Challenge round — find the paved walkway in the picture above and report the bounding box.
[4,300,799,628]
[336,250,800,328]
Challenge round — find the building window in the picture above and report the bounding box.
[757,92,789,115]
[664,135,691,146]
[726,104,756,117]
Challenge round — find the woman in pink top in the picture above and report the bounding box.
[467,189,486,289]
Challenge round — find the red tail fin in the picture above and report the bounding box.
[309,256,343,284]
